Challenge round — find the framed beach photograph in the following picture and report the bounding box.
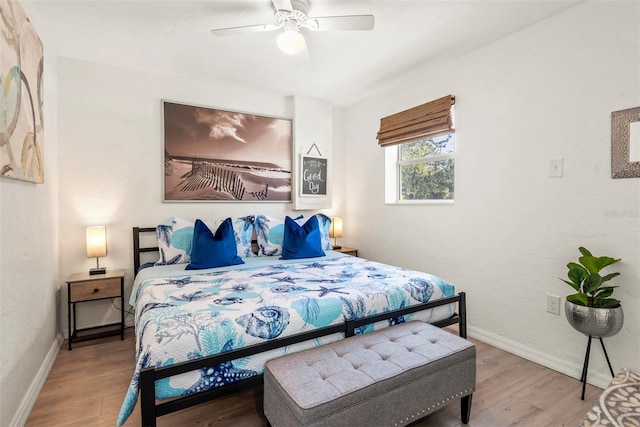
[163,101,292,201]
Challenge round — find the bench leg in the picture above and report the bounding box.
[461,394,473,424]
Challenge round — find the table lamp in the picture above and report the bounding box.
[86,226,107,275]
[329,217,343,249]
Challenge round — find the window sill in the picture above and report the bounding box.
[385,200,454,206]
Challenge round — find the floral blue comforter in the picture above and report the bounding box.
[117,253,455,426]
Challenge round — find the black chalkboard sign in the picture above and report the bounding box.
[301,155,327,196]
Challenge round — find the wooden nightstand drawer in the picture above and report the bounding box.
[69,278,121,302]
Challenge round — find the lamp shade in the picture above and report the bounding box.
[277,30,305,55]
[86,226,107,258]
[329,217,343,239]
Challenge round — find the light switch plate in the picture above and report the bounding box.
[549,159,563,177]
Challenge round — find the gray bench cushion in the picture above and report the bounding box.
[264,321,476,427]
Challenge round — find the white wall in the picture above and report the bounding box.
[0,3,60,425]
[292,95,333,210]
[343,1,640,387]
[56,58,337,331]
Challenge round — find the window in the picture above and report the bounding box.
[384,134,455,203]
[397,134,455,201]
[378,95,455,204]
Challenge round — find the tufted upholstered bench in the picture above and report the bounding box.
[263,320,476,427]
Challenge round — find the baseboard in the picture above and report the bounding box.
[467,325,611,389]
[10,333,64,427]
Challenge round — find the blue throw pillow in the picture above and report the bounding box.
[186,218,244,270]
[281,215,326,260]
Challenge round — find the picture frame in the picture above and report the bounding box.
[300,155,328,197]
[611,106,640,179]
[163,101,292,201]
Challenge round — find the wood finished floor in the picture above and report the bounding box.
[26,328,602,427]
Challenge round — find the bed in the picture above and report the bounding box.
[118,216,467,427]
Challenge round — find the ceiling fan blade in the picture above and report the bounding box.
[272,0,294,13]
[307,15,374,31]
[211,23,280,36]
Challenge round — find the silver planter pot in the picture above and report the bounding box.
[565,300,624,338]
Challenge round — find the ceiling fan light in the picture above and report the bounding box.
[277,30,305,55]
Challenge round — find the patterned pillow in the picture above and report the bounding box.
[255,215,286,256]
[314,213,332,251]
[155,216,255,265]
[155,217,194,265]
[255,214,331,256]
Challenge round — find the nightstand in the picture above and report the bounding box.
[333,247,358,257]
[67,269,125,350]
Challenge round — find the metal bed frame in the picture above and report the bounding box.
[131,226,468,427]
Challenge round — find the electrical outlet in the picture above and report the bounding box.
[546,294,561,315]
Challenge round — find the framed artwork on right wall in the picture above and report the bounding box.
[611,106,640,179]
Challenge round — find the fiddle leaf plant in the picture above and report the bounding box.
[560,247,621,308]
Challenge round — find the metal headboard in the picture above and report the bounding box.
[133,226,260,273]
[132,227,158,273]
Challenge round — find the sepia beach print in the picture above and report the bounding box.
[163,102,292,201]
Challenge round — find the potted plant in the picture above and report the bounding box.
[560,247,624,338]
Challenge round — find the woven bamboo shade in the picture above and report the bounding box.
[377,95,455,147]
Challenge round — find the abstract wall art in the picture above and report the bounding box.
[0,0,44,183]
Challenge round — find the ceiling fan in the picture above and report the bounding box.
[210,0,375,55]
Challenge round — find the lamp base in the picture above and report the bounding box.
[332,245,342,250]
[89,267,106,275]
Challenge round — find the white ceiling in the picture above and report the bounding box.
[28,0,582,106]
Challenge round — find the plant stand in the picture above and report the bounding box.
[580,334,615,400]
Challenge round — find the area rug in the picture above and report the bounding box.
[580,369,640,427]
